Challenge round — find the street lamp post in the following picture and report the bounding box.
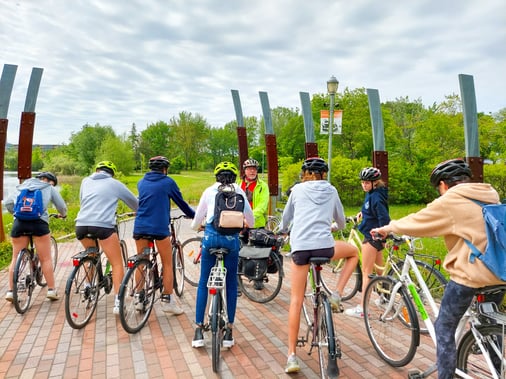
[327,76,339,182]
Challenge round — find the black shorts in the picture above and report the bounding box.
[76,226,115,240]
[363,237,385,252]
[11,219,50,237]
[133,234,168,241]
[291,247,334,265]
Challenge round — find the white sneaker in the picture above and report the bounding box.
[161,295,184,315]
[113,297,121,315]
[46,289,59,301]
[5,291,13,303]
[344,305,364,318]
[285,353,300,373]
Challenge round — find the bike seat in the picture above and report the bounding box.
[135,235,157,241]
[209,247,230,256]
[476,284,506,296]
[309,257,331,266]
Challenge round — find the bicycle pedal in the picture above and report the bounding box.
[407,369,423,379]
[296,338,307,347]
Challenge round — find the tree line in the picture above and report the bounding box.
[4,87,505,205]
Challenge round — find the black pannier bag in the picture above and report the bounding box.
[248,228,283,248]
[239,245,271,280]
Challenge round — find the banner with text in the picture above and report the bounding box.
[320,110,343,135]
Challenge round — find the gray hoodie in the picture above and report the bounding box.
[280,180,345,252]
[4,177,67,223]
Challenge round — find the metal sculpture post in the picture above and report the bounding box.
[231,89,249,176]
[366,88,389,186]
[299,92,319,158]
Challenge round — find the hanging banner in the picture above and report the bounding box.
[320,109,343,135]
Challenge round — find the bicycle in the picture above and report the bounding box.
[266,207,284,233]
[298,254,341,378]
[118,214,187,333]
[11,213,61,314]
[64,215,129,329]
[363,234,506,378]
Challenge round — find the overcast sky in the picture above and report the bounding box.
[1,0,505,145]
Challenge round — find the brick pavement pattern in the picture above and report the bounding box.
[0,218,436,378]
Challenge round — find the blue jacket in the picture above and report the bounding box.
[134,171,195,237]
[358,186,390,238]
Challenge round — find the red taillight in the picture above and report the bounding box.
[315,265,323,272]
[127,261,135,269]
[209,288,217,295]
[435,259,442,265]
[72,259,80,267]
[393,245,399,251]
[148,241,154,249]
[477,294,485,303]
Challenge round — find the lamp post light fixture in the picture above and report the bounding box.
[327,75,339,182]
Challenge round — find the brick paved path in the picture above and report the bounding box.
[0,218,436,378]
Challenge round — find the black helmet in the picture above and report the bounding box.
[359,167,382,181]
[430,159,471,187]
[36,172,58,186]
[301,157,328,173]
[149,156,170,171]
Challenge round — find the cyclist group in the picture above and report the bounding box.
[3,155,504,378]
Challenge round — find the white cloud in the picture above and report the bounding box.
[0,0,504,144]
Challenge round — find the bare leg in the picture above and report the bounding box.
[333,240,359,295]
[287,261,309,356]
[34,234,55,288]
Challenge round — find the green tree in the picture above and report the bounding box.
[96,135,135,175]
[138,121,171,166]
[170,111,209,170]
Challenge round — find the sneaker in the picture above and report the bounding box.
[192,326,205,348]
[223,327,234,348]
[113,297,121,315]
[344,305,364,318]
[5,291,13,303]
[329,292,342,313]
[285,353,300,373]
[46,288,59,301]
[160,294,184,315]
[253,280,264,290]
[135,291,145,311]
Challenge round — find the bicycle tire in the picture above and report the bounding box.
[118,258,155,334]
[318,295,340,378]
[363,275,420,367]
[65,257,100,329]
[120,239,128,268]
[266,215,281,233]
[50,236,58,271]
[211,293,222,373]
[173,243,184,297]
[457,324,505,378]
[238,250,283,303]
[12,249,34,314]
[182,237,202,287]
[321,260,362,302]
[388,260,447,335]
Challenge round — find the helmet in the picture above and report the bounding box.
[301,157,328,173]
[359,167,382,181]
[214,161,239,176]
[148,156,170,171]
[243,158,259,169]
[430,158,471,187]
[95,161,117,177]
[36,172,58,186]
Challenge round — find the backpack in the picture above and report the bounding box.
[465,199,506,281]
[213,184,245,235]
[13,188,44,221]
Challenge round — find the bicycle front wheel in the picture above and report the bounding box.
[210,293,223,373]
[13,249,35,314]
[457,324,506,379]
[118,259,155,334]
[172,244,184,297]
[182,237,202,287]
[363,275,420,367]
[238,251,283,303]
[321,260,361,302]
[65,258,99,329]
[318,295,340,378]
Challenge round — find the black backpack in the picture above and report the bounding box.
[213,184,245,235]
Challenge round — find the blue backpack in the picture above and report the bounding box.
[465,199,506,281]
[13,188,44,221]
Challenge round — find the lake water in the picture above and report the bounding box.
[3,171,19,200]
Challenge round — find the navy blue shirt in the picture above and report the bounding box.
[133,171,195,237]
[358,187,390,238]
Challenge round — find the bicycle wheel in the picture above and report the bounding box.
[65,257,100,329]
[238,251,283,303]
[211,292,223,373]
[50,236,58,270]
[266,215,281,233]
[321,260,361,302]
[318,295,340,378]
[182,237,202,287]
[363,275,420,367]
[12,249,35,314]
[118,259,155,334]
[120,239,128,267]
[457,324,505,378]
[172,244,184,297]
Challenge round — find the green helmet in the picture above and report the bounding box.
[214,161,239,176]
[95,160,117,177]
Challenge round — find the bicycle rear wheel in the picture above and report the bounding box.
[182,237,202,287]
[13,249,35,314]
[65,257,99,329]
[172,244,184,297]
[457,324,505,379]
[321,260,361,302]
[120,239,128,268]
[363,275,420,367]
[318,295,340,378]
[211,293,223,373]
[238,251,283,303]
[50,236,58,270]
[118,259,155,334]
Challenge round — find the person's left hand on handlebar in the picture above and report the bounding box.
[370,227,388,240]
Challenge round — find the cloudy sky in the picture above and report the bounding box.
[1,0,505,145]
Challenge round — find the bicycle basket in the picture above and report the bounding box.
[207,266,227,289]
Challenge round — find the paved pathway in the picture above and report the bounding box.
[0,218,436,378]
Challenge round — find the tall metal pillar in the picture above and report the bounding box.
[231,90,249,177]
[0,64,18,242]
[459,74,483,182]
[367,88,389,186]
[299,92,318,158]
